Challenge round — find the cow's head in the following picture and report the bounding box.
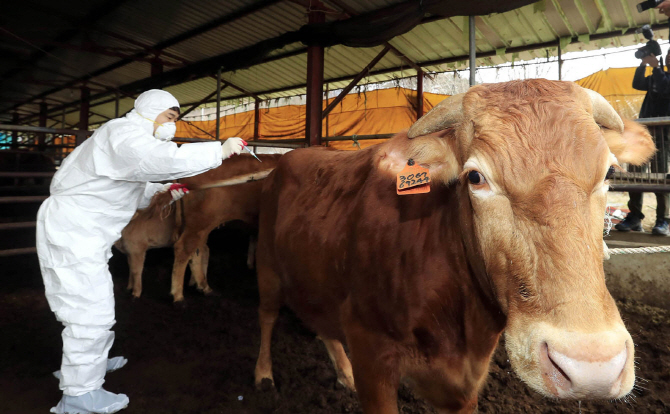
[404,80,655,400]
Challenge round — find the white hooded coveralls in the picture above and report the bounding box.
[36,90,223,396]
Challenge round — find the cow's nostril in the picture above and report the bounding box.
[540,342,571,395]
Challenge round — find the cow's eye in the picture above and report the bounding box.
[467,170,486,185]
[605,166,615,180]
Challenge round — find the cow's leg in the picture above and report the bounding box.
[346,323,400,414]
[128,249,147,298]
[188,242,212,294]
[318,337,356,391]
[201,243,210,279]
[254,264,282,388]
[126,256,133,292]
[247,235,257,270]
[171,230,207,302]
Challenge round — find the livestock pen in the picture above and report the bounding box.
[2,0,670,413]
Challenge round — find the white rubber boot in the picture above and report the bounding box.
[50,388,129,414]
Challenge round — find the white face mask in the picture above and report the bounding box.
[154,122,176,141]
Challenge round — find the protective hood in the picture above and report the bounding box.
[125,89,180,139]
[134,89,179,121]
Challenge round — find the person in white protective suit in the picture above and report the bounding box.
[36,89,246,414]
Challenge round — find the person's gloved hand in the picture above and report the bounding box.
[161,183,189,202]
[221,137,247,159]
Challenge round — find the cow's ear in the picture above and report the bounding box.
[406,129,462,184]
[602,119,656,166]
[379,130,462,185]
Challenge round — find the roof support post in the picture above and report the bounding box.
[216,67,222,141]
[305,2,325,146]
[39,102,47,152]
[77,87,90,146]
[324,83,329,140]
[322,45,391,119]
[254,99,260,141]
[417,69,424,120]
[558,41,563,81]
[469,15,476,86]
[11,113,19,149]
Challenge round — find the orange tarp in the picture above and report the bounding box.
[176,88,449,150]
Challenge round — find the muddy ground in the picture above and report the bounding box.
[1,227,669,414]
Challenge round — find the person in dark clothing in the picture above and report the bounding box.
[615,54,670,236]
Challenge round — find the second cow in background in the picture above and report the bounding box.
[114,153,282,301]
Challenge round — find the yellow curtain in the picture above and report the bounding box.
[575,66,650,120]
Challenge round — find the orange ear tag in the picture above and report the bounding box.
[396,159,431,195]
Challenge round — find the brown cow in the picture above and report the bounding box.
[254,80,655,413]
[170,153,281,302]
[114,153,280,300]
[113,201,180,298]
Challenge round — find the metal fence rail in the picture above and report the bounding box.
[610,117,670,192]
[0,124,89,165]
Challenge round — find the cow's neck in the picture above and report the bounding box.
[361,178,506,350]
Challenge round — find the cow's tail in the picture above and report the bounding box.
[144,169,274,223]
[190,169,274,190]
[146,190,175,221]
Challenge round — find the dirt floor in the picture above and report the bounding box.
[1,227,669,414]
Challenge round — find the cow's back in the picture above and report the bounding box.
[180,153,282,230]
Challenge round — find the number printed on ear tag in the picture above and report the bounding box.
[396,160,431,195]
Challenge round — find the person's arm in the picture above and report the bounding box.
[651,66,670,94]
[632,63,650,91]
[94,123,223,182]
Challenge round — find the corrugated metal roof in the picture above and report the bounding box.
[2,0,668,126]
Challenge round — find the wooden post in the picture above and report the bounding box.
[216,67,222,141]
[253,99,260,141]
[39,102,47,152]
[558,41,563,81]
[325,83,329,142]
[417,69,424,119]
[305,3,325,146]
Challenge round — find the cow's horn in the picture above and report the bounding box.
[581,87,624,133]
[408,93,465,138]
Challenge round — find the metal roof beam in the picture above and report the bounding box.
[573,0,596,33]
[549,0,578,36]
[321,0,423,72]
[178,89,222,120]
[191,23,670,105]
[0,37,183,66]
[30,21,666,124]
[322,45,391,118]
[593,0,614,32]
[618,0,635,28]
[214,77,261,101]
[3,0,283,116]
[0,0,130,82]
